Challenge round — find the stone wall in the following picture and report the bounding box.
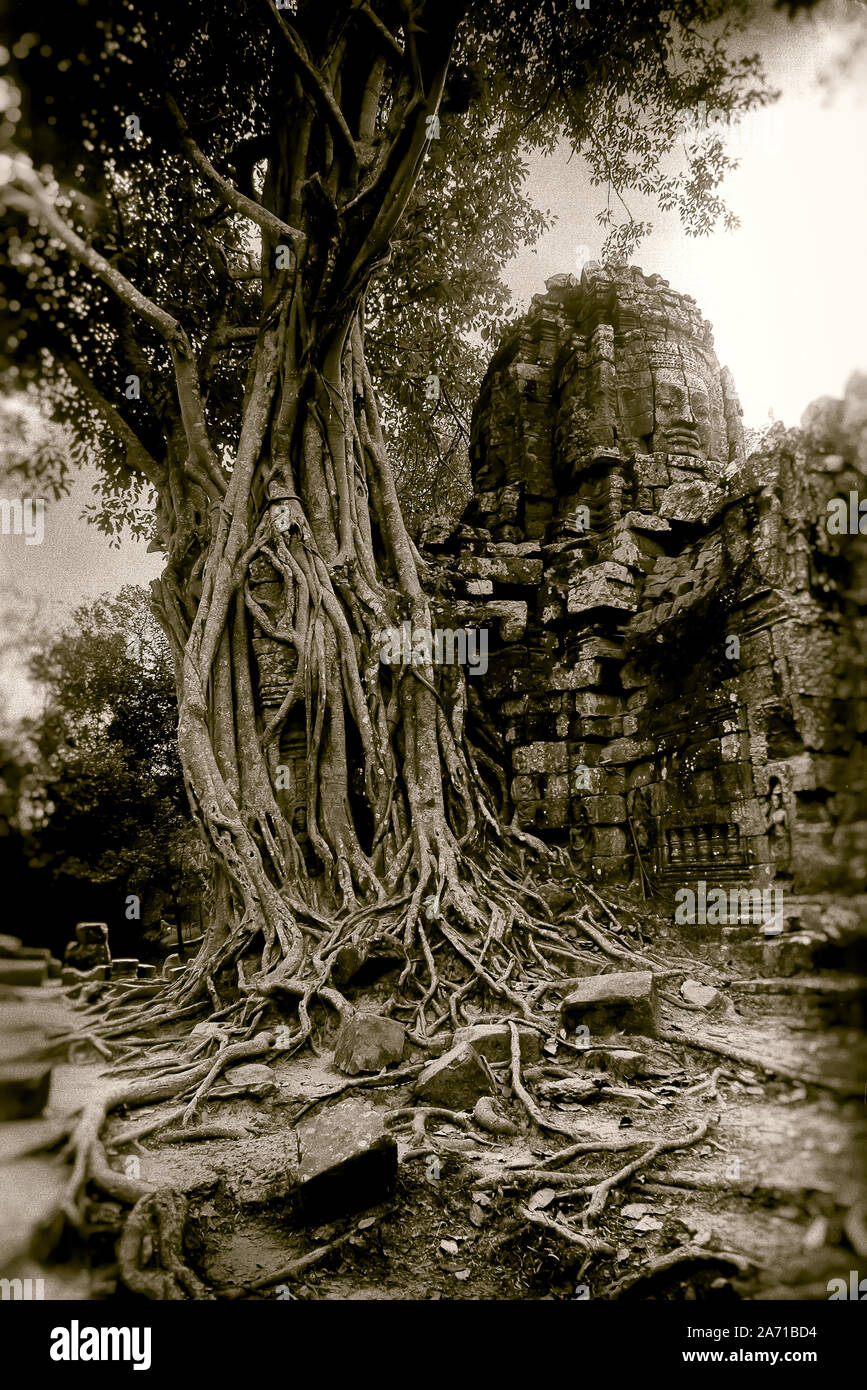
[422,265,867,896]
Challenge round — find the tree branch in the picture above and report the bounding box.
[5,174,187,349]
[6,169,227,499]
[166,94,306,248]
[58,357,166,493]
[353,1,404,61]
[264,0,358,160]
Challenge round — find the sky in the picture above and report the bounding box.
[504,0,867,427]
[2,0,866,718]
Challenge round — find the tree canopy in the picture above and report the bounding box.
[23,586,205,931]
[1,0,776,539]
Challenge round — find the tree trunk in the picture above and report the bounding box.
[150,270,527,1038]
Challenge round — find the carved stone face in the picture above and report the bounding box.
[651,367,714,460]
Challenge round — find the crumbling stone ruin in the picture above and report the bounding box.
[420,264,867,901]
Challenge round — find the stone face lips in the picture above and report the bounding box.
[414,1042,492,1110]
[333,1013,406,1076]
[560,970,660,1038]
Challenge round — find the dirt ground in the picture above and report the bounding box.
[2,892,866,1302]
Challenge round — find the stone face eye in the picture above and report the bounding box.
[658,387,686,412]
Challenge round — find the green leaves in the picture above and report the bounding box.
[23,586,194,891]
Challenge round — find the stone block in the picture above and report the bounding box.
[64,922,110,972]
[548,661,604,691]
[221,1063,278,1096]
[536,796,571,830]
[0,1062,52,1121]
[162,954,182,980]
[136,963,158,980]
[599,737,654,764]
[511,775,541,801]
[568,569,637,616]
[761,934,818,978]
[333,1012,406,1076]
[584,794,627,823]
[513,742,569,774]
[0,934,23,957]
[575,1047,650,1081]
[680,979,724,1011]
[297,1101,397,1226]
[0,959,47,987]
[560,971,660,1038]
[573,692,621,717]
[414,1042,491,1110]
[452,1023,542,1065]
[75,922,109,947]
[591,826,628,856]
[463,555,543,586]
[109,959,139,979]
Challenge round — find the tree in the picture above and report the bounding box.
[24,586,207,944]
[0,0,777,1035]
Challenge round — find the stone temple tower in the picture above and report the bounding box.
[423,265,867,902]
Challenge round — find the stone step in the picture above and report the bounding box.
[728,975,867,1027]
[0,1062,52,1121]
[682,928,831,978]
[729,974,867,997]
[0,1156,67,1269]
[0,959,47,988]
[110,980,163,1000]
[109,959,140,979]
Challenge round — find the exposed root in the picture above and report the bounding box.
[599,1244,755,1299]
[517,1204,615,1256]
[60,1032,276,1222]
[159,1124,248,1143]
[117,1189,213,1300]
[580,1116,714,1225]
[219,1231,357,1298]
[657,1028,861,1096]
[180,1034,277,1126]
[508,1022,581,1140]
[290,1063,423,1124]
[470,1136,647,1191]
